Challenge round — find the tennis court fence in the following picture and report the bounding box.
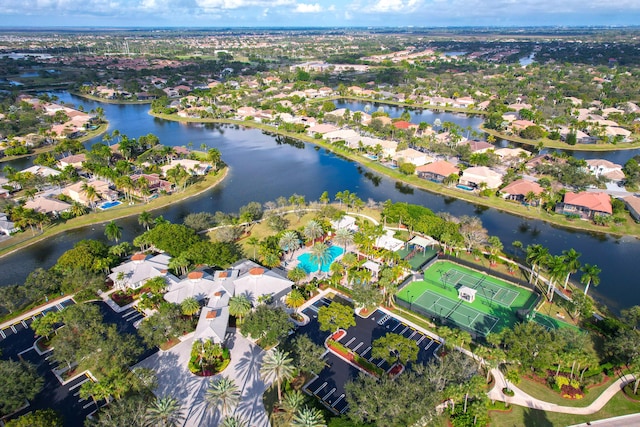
[396,297,482,339]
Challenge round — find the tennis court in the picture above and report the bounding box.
[413,289,500,336]
[442,268,520,307]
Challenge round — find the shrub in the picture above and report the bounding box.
[555,375,570,389]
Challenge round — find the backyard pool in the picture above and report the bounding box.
[297,245,344,274]
[456,184,475,191]
[99,200,122,210]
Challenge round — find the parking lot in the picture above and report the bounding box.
[299,296,442,414]
[0,300,154,426]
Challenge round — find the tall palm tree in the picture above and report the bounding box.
[303,220,324,244]
[260,348,295,404]
[228,295,252,324]
[246,237,259,261]
[205,376,240,417]
[82,182,99,210]
[581,264,601,296]
[526,244,549,286]
[562,248,581,290]
[279,230,301,260]
[138,210,153,230]
[208,148,222,171]
[546,255,566,302]
[291,406,326,427]
[104,220,123,243]
[145,395,184,427]
[333,227,354,252]
[309,242,332,274]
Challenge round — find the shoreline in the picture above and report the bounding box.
[0,167,229,259]
[149,111,640,239]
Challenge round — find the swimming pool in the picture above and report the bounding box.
[297,246,344,274]
[456,184,475,191]
[99,200,122,210]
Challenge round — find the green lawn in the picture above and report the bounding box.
[490,392,640,426]
[396,246,438,270]
[516,376,618,408]
[397,260,538,336]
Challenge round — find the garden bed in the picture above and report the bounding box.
[326,338,384,377]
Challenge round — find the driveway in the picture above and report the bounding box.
[135,329,270,427]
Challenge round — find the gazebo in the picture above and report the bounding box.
[406,235,439,253]
[362,260,381,280]
[458,286,477,303]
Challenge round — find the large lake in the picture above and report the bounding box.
[1,93,639,313]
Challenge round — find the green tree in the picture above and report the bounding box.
[241,305,292,346]
[303,220,324,243]
[5,409,62,427]
[180,297,201,317]
[309,242,331,274]
[228,294,252,324]
[206,376,240,417]
[561,248,581,290]
[318,302,355,333]
[286,289,306,313]
[288,334,326,375]
[291,406,326,427]
[145,396,184,427]
[104,220,123,243]
[260,348,295,404]
[287,266,307,285]
[220,416,248,427]
[138,211,153,231]
[581,263,601,296]
[333,227,354,252]
[371,333,419,365]
[0,360,44,417]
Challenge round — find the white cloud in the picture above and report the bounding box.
[369,0,422,13]
[328,4,336,11]
[294,2,323,13]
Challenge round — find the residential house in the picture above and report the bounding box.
[585,159,625,182]
[500,179,544,203]
[20,165,61,178]
[130,174,173,196]
[392,148,432,167]
[307,124,338,137]
[511,119,536,132]
[559,192,612,219]
[415,160,460,183]
[161,159,211,176]
[623,195,640,222]
[109,253,179,290]
[0,213,18,235]
[458,140,493,154]
[459,166,503,189]
[24,196,71,216]
[392,121,419,132]
[57,153,86,170]
[63,180,117,206]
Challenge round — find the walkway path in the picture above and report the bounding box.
[487,368,636,415]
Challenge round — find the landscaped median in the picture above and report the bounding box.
[325,329,385,377]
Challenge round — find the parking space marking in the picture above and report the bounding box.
[332,394,345,408]
[392,323,401,332]
[323,387,336,400]
[360,346,371,357]
[376,359,385,367]
[83,402,95,409]
[11,325,17,333]
[314,382,327,395]
[345,337,355,347]
[0,329,5,339]
[416,335,425,345]
[353,342,363,352]
[69,378,90,391]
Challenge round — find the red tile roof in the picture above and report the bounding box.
[131,253,146,261]
[564,192,612,214]
[249,267,265,276]
[416,160,460,177]
[501,179,544,196]
[206,310,218,319]
[187,271,204,280]
[393,120,413,129]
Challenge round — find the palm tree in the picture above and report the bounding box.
[260,348,295,404]
[228,295,252,324]
[546,255,566,302]
[70,201,87,217]
[246,237,259,261]
[526,244,549,286]
[104,220,123,243]
[309,242,331,274]
[279,230,301,260]
[333,227,354,252]
[303,220,324,244]
[562,248,581,290]
[138,210,153,230]
[220,416,248,427]
[145,395,184,427]
[208,148,222,171]
[82,182,99,210]
[279,390,306,424]
[180,297,201,317]
[205,376,240,417]
[286,289,305,313]
[581,264,601,296]
[291,406,326,427]
[287,266,308,285]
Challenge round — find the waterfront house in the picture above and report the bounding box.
[459,166,503,189]
[559,192,612,219]
[160,159,211,176]
[57,153,86,170]
[585,159,625,182]
[24,196,71,216]
[623,195,640,222]
[458,140,493,154]
[392,148,432,167]
[63,180,116,206]
[0,213,18,235]
[415,160,460,183]
[500,179,544,204]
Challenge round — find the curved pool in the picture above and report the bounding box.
[297,245,344,274]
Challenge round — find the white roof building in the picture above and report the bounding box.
[109,253,179,290]
[460,166,503,189]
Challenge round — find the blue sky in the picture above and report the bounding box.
[0,0,638,28]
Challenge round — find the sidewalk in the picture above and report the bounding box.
[487,368,636,415]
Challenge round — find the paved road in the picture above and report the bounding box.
[568,413,640,426]
[487,368,636,415]
[136,329,270,427]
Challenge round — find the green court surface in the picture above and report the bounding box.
[397,260,539,337]
[395,247,438,271]
[531,312,582,331]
